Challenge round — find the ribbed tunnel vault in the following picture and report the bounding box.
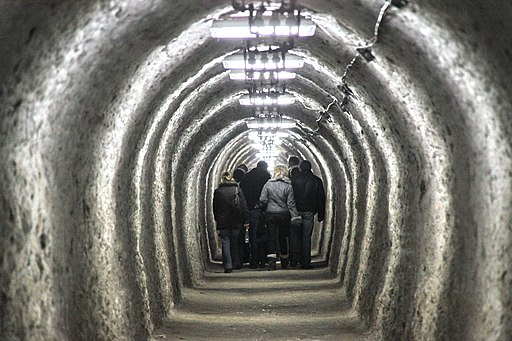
[1,0,511,340]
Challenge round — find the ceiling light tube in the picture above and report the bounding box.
[229,70,296,81]
[239,94,295,106]
[253,142,278,151]
[248,138,285,148]
[210,17,316,39]
[248,132,289,143]
[223,53,304,70]
[256,151,279,158]
[246,117,296,129]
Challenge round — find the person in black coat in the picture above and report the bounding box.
[240,161,271,268]
[288,155,300,181]
[233,167,246,183]
[233,166,248,261]
[291,160,326,269]
[213,171,250,273]
[236,163,248,173]
[240,161,271,210]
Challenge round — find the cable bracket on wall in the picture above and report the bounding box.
[334,0,405,120]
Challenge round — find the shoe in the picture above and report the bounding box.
[224,269,233,273]
[281,258,289,269]
[267,257,276,271]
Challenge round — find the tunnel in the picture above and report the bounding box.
[1,0,511,340]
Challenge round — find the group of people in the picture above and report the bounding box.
[212,156,326,273]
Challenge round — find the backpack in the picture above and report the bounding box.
[224,185,242,222]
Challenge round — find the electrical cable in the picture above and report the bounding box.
[305,0,398,137]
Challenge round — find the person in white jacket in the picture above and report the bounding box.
[259,164,302,270]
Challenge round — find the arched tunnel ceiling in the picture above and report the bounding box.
[1,1,511,341]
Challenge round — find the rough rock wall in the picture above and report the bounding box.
[0,1,511,340]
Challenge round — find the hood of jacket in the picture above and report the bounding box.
[219,180,237,187]
[271,174,291,183]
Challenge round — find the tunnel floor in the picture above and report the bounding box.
[152,266,369,340]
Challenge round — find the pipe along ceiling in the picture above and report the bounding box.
[1,0,511,340]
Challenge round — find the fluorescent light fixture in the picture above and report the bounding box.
[239,93,295,106]
[229,6,288,17]
[249,130,290,137]
[248,131,289,139]
[229,70,296,81]
[210,17,316,39]
[246,117,296,129]
[223,53,304,70]
[252,141,279,151]
[249,137,284,154]
[251,44,280,52]
[249,136,283,145]
[230,10,275,18]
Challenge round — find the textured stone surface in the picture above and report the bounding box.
[0,0,511,340]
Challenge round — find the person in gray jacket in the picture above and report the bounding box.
[259,164,302,270]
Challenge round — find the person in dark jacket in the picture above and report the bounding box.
[288,155,300,181]
[233,166,248,261]
[233,167,246,183]
[240,161,271,268]
[213,171,250,273]
[291,160,326,269]
[259,164,302,271]
[237,163,248,173]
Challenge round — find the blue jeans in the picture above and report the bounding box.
[219,228,241,270]
[290,211,315,266]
